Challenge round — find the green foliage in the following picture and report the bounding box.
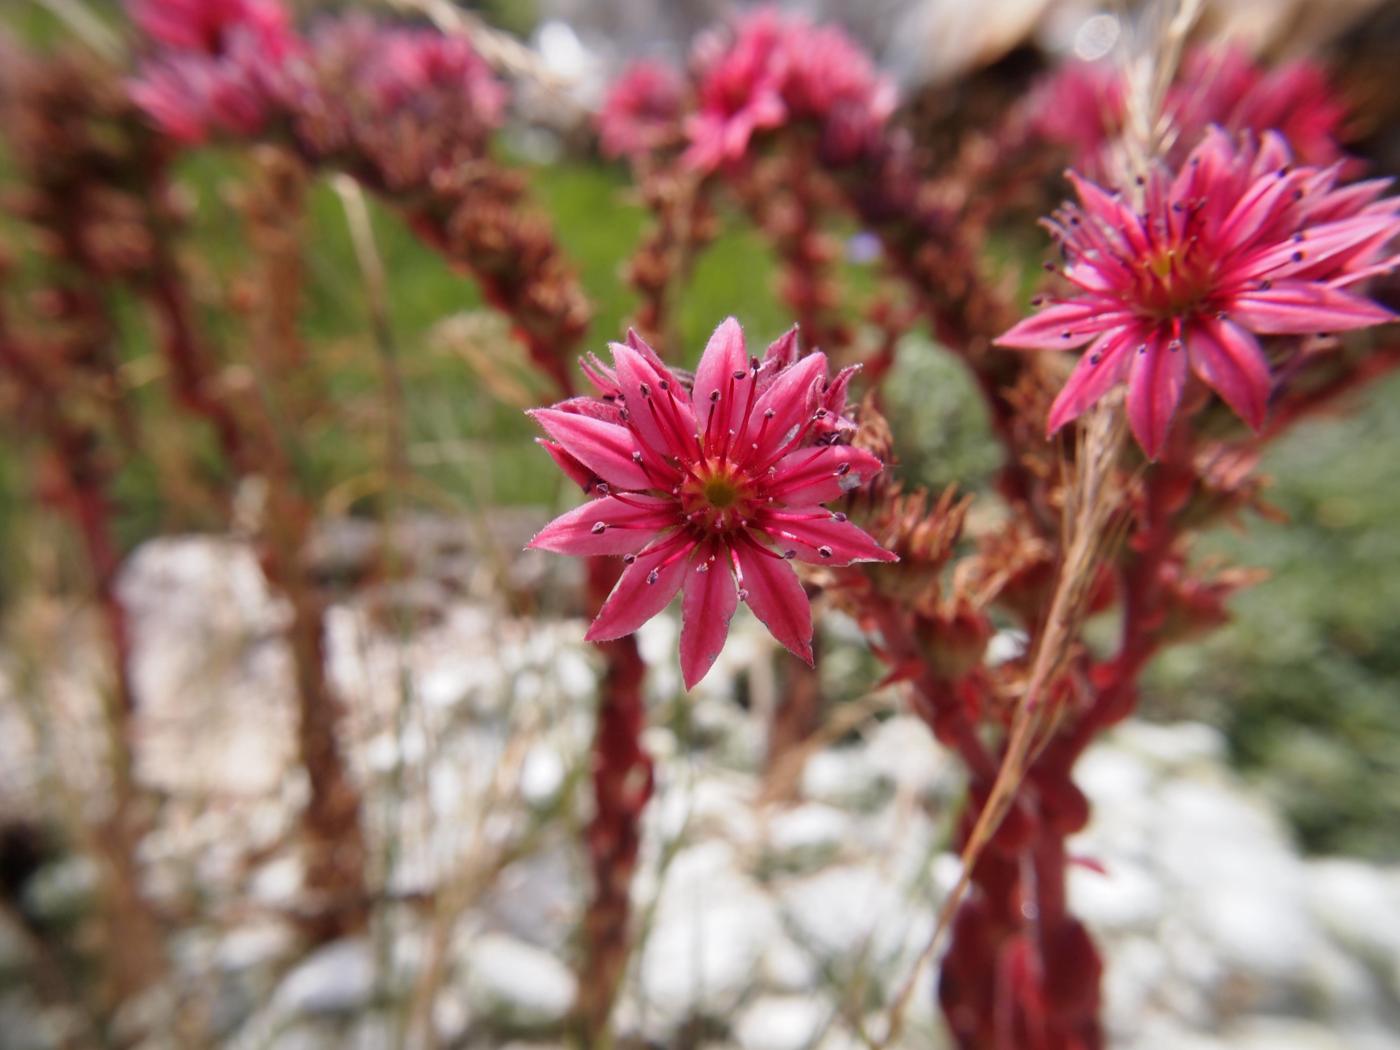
[1147,371,1400,859]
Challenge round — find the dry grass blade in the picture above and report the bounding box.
[878,403,1127,1048]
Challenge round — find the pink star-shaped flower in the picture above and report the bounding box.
[529,320,895,688]
[998,129,1400,457]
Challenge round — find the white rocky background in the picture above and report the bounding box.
[1,525,1397,1050]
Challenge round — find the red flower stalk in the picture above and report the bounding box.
[598,59,684,161]
[683,7,893,172]
[997,129,1400,457]
[528,319,894,688]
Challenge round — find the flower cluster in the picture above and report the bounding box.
[293,18,506,180]
[127,3,506,154]
[597,59,684,161]
[1027,46,1348,177]
[127,0,300,143]
[528,319,895,688]
[998,128,1400,456]
[683,7,894,172]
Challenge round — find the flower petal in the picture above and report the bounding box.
[1046,327,1137,435]
[1126,334,1188,459]
[1228,282,1396,334]
[996,301,1124,350]
[527,495,676,556]
[1187,318,1271,431]
[767,445,884,504]
[679,542,739,689]
[733,537,814,665]
[745,350,828,462]
[530,408,653,490]
[611,341,692,460]
[585,535,693,642]
[758,509,897,566]
[691,316,749,427]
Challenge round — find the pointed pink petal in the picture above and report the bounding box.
[733,537,813,665]
[530,408,653,491]
[767,445,884,504]
[1126,335,1188,460]
[586,535,693,642]
[1219,168,1305,248]
[1187,318,1271,431]
[745,350,828,462]
[539,439,599,493]
[1228,282,1396,334]
[611,341,692,460]
[527,495,676,556]
[679,542,739,689]
[758,509,897,567]
[996,301,1125,350]
[1046,328,1137,435]
[691,317,749,427]
[1239,214,1400,281]
[1068,172,1147,254]
[624,328,670,372]
[762,326,801,368]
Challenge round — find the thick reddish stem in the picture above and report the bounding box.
[575,557,652,1045]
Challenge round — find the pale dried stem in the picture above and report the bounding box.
[1117,0,1205,184]
[399,716,543,1050]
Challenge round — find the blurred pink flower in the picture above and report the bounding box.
[598,59,684,161]
[529,320,893,688]
[128,0,295,58]
[1170,47,1347,169]
[127,0,300,142]
[683,8,789,172]
[367,28,507,125]
[998,129,1400,457]
[1027,46,1348,176]
[683,7,894,172]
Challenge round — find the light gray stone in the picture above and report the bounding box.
[462,932,577,1029]
[765,803,851,869]
[638,841,779,1021]
[272,939,376,1017]
[733,994,829,1050]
